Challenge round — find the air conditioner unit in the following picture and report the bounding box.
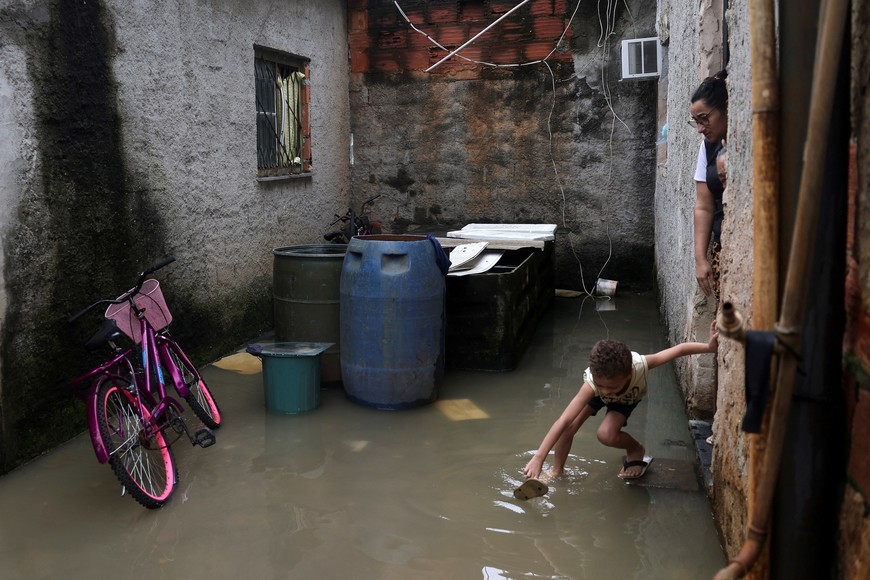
[620,37,661,80]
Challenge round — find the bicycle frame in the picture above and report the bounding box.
[65,256,219,508]
[137,313,186,433]
[67,309,185,464]
[155,333,197,400]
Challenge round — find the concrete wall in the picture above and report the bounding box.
[347,0,659,292]
[0,0,350,473]
[707,2,754,556]
[655,0,750,557]
[657,0,870,573]
[653,0,728,421]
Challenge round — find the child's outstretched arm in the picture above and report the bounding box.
[646,321,719,370]
[523,383,595,479]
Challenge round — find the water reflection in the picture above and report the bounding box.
[0,293,724,579]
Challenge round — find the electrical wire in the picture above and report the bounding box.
[392,0,632,299]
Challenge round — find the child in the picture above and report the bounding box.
[716,144,728,190]
[515,323,718,499]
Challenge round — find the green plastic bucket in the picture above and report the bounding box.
[272,245,346,386]
[246,342,333,414]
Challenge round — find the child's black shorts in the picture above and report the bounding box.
[588,397,640,425]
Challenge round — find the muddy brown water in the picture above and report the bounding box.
[0,292,725,579]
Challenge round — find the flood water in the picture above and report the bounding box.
[0,292,725,579]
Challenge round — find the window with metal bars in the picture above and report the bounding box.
[255,48,311,178]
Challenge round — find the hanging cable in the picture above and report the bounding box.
[392,0,628,297]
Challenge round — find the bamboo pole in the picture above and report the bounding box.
[714,0,849,577]
[746,0,780,576]
[750,0,780,330]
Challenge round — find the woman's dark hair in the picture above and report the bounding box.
[691,69,728,112]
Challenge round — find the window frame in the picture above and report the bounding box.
[255,46,312,179]
[620,37,661,80]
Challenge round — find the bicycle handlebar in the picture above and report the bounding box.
[329,213,349,226]
[68,256,176,323]
[328,195,382,227]
[143,255,175,277]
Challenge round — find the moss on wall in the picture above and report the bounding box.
[167,276,274,366]
[1,1,135,469]
[1,0,346,474]
[1,0,161,473]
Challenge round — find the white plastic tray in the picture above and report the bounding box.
[446,223,557,242]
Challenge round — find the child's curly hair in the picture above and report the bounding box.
[589,339,632,379]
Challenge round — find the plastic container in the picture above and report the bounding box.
[595,278,618,297]
[340,235,445,409]
[446,245,554,371]
[246,342,333,414]
[272,245,346,385]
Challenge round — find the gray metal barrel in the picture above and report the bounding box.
[272,244,346,385]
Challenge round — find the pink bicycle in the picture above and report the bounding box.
[66,257,222,508]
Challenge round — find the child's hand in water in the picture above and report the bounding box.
[523,455,544,479]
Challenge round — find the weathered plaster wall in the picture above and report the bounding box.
[653,0,727,421]
[841,2,870,576]
[655,0,751,556]
[0,0,350,472]
[710,0,754,558]
[348,0,659,291]
[658,0,870,571]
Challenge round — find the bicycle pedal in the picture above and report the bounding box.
[192,428,216,448]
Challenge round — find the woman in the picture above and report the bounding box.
[690,71,728,298]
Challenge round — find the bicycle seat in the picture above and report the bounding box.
[85,318,126,351]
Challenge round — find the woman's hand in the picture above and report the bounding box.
[696,256,715,297]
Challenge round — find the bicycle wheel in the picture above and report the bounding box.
[164,341,222,429]
[95,378,177,509]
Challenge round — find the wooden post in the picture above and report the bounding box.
[747,0,780,577]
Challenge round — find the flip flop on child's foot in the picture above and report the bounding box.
[514,478,549,500]
[618,455,653,480]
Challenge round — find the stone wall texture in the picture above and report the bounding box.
[0,0,350,472]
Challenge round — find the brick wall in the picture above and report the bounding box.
[841,136,870,577]
[349,0,573,78]
[840,6,870,575]
[346,0,660,292]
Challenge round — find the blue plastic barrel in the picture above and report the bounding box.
[340,235,445,409]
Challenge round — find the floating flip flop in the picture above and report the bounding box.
[618,455,654,480]
[513,478,549,500]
